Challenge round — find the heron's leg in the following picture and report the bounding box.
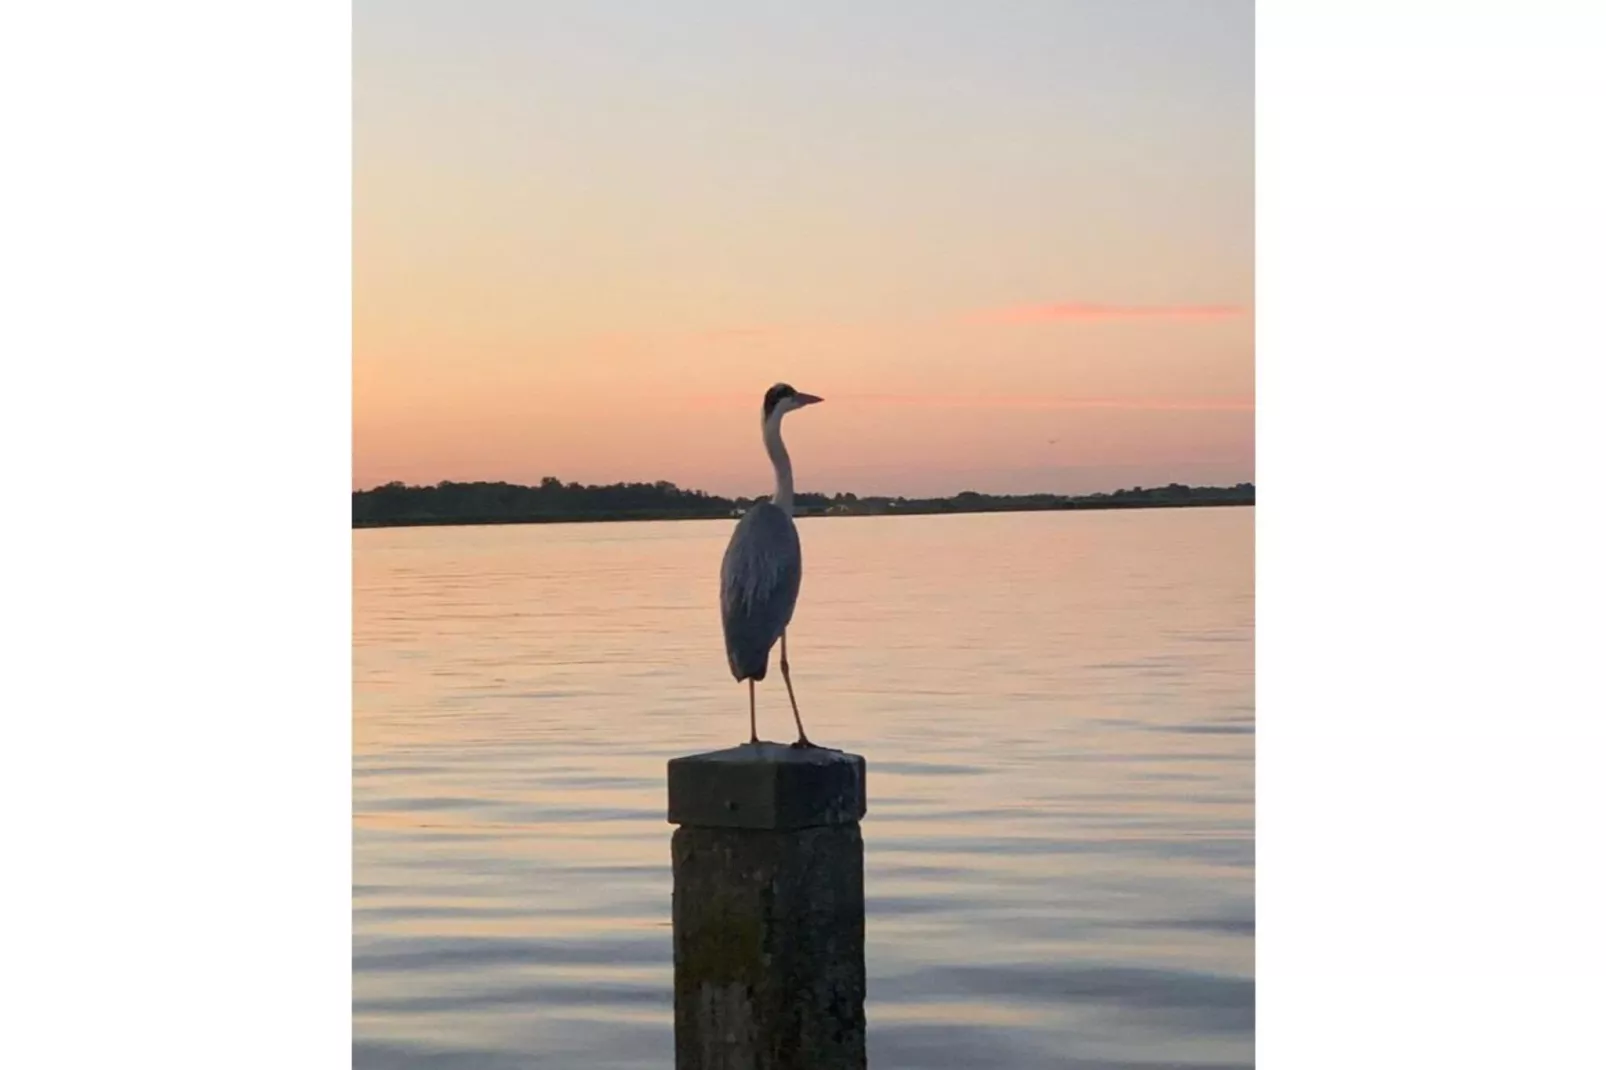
[748,679,758,745]
[779,631,813,748]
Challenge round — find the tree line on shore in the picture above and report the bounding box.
[352,476,1254,528]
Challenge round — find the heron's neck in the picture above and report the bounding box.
[762,416,794,515]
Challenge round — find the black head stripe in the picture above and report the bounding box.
[762,383,796,417]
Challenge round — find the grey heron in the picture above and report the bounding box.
[720,382,823,747]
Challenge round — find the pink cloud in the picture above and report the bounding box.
[695,327,773,341]
[838,393,1254,412]
[970,302,1249,325]
[686,392,1253,413]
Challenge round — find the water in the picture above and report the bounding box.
[354,507,1254,1068]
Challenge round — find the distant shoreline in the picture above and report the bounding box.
[353,496,1252,531]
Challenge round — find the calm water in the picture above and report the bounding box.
[354,507,1254,1069]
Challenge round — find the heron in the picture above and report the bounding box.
[720,382,823,748]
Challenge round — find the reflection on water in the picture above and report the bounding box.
[354,508,1253,1069]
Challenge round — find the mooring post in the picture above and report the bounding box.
[667,742,868,1070]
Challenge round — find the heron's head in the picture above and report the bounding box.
[762,382,823,423]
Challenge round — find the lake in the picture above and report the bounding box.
[354,506,1254,1069]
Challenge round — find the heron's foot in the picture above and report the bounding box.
[789,736,815,749]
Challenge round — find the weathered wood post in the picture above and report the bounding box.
[667,742,868,1070]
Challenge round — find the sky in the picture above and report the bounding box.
[355,1,1253,497]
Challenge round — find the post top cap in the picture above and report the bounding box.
[668,743,867,830]
[673,741,864,766]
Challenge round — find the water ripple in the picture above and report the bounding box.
[355,509,1254,1069]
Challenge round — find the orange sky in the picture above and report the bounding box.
[355,2,1252,497]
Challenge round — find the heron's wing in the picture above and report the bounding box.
[719,502,802,680]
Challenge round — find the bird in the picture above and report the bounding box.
[720,382,823,748]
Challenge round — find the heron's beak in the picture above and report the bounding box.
[795,393,823,406]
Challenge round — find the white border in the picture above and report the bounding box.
[1,3,351,1066]
[1259,2,1606,1066]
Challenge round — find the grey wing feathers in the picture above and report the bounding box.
[720,502,802,681]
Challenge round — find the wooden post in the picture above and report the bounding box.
[667,742,868,1070]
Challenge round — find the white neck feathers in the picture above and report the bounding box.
[762,414,794,515]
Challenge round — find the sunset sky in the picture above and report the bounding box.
[355,1,1253,497]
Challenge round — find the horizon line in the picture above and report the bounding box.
[352,474,1255,498]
